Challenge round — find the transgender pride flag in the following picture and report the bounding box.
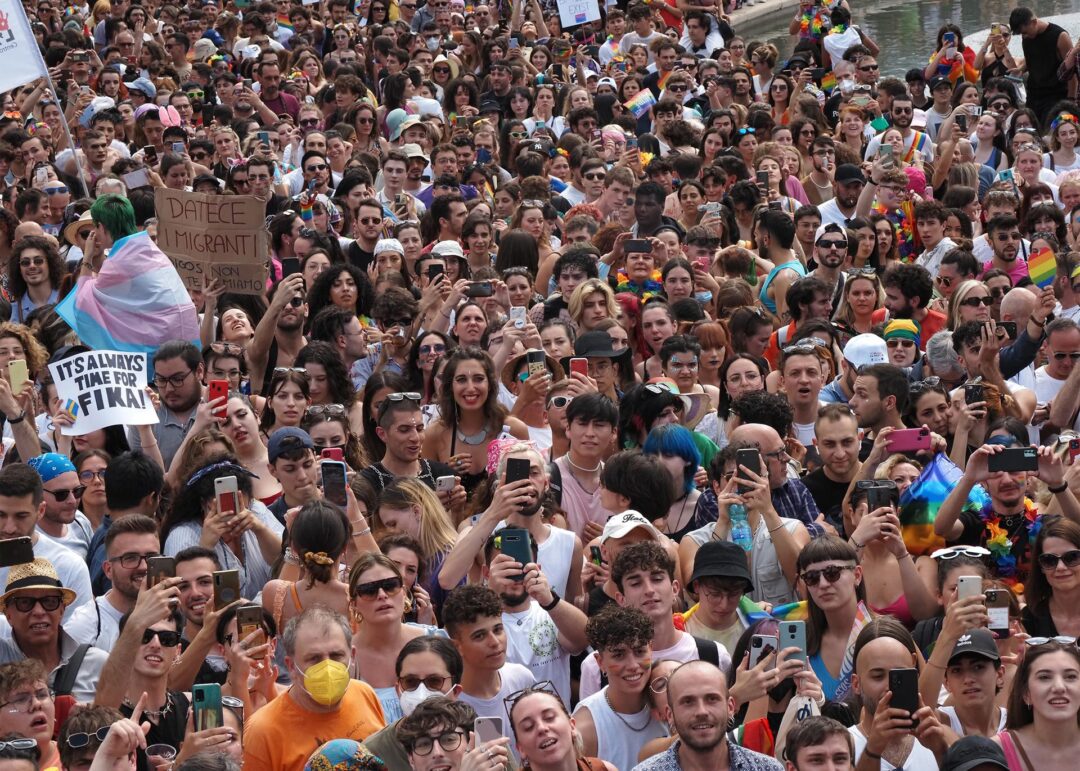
[57,231,199,363]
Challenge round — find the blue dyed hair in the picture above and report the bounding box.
[642,423,700,496]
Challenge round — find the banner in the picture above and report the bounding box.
[154,188,269,295]
[556,0,600,29]
[48,350,159,435]
[0,1,47,94]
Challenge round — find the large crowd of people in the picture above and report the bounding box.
[0,0,1078,769]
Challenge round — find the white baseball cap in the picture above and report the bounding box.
[843,333,888,369]
[601,511,661,543]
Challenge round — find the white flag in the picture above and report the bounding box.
[0,0,46,95]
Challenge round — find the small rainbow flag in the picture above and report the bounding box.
[625,89,656,118]
[574,11,586,23]
[820,71,837,93]
[900,453,990,556]
[276,12,293,32]
[1028,246,1057,288]
[300,198,313,222]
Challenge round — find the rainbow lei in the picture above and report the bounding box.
[873,201,918,262]
[798,7,829,40]
[979,497,1041,589]
[616,269,662,300]
[828,23,847,35]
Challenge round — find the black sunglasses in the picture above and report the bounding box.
[1038,549,1080,570]
[353,576,403,599]
[141,628,181,647]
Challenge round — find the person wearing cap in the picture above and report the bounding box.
[401,143,430,197]
[562,331,632,405]
[681,541,755,652]
[573,605,665,771]
[378,149,427,220]
[783,716,856,771]
[940,735,1009,771]
[501,350,565,452]
[920,628,1006,739]
[479,62,513,114]
[263,427,321,525]
[27,453,93,561]
[0,557,107,703]
[817,164,866,228]
[922,75,955,141]
[127,77,157,108]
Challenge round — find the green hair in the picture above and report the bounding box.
[90,194,137,242]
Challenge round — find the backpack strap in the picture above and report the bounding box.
[693,635,720,667]
[54,644,91,697]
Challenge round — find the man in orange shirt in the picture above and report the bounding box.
[244,607,385,770]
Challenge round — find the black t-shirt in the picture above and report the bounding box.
[1021,605,1058,637]
[347,240,375,272]
[802,468,851,537]
[360,459,457,495]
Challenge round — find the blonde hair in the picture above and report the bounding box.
[373,478,457,561]
[567,278,618,327]
[946,279,990,330]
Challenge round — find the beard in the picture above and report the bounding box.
[500,589,528,606]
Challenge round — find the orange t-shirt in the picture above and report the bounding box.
[243,680,386,771]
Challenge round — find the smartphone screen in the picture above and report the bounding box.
[321,460,348,508]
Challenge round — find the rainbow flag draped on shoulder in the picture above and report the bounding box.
[56,231,199,360]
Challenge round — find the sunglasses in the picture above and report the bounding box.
[547,395,572,408]
[886,339,915,348]
[305,164,327,173]
[210,341,244,356]
[307,403,346,417]
[273,367,308,377]
[44,185,67,194]
[44,486,85,502]
[816,239,847,249]
[1051,351,1080,361]
[8,595,64,613]
[960,296,993,307]
[18,257,45,267]
[1038,549,1080,570]
[800,564,855,587]
[931,545,990,560]
[419,343,446,355]
[353,576,404,599]
[1025,636,1077,646]
[66,726,112,748]
[142,628,181,647]
[300,118,320,127]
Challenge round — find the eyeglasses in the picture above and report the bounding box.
[66,726,112,748]
[1025,636,1077,647]
[931,545,990,559]
[353,576,404,599]
[44,486,85,502]
[300,118,320,127]
[503,680,558,716]
[762,447,789,462]
[0,739,37,751]
[307,403,346,417]
[583,172,606,181]
[419,343,446,355]
[816,239,847,249]
[668,84,687,92]
[960,296,993,308]
[548,395,572,408]
[1,690,51,714]
[935,275,953,287]
[79,469,106,484]
[141,628,181,647]
[1038,549,1080,570]
[410,730,464,756]
[398,674,451,692]
[385,391,422,403]
[800,564,855,587]
[18,257,45,267]
[886,339,915,349]
[108,551,157,569]
[8,595,64,613]
[995,232,1022,241]
[1050,350,1080,361]
[649,675,669,694]
[153,369,194,389]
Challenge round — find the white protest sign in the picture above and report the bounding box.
[557,0,601,30]
[48,351,159,435]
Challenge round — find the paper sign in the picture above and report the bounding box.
[48,351,159,436]
[154,188,269,295]
[557,0,600,30]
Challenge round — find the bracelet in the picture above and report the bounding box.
[283,548,300,565]
[863,749,883,761]
[540,590,560,612]
[926,659,946,669]
[850,537,865,549]
[353,527,372,537]
[1031,316,1047,327]
[1049,482,1069,494]
[768,523,785,534]
[5,412,25,425]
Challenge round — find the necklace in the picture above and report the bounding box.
[603,689,652,732]
[566,455,602,473]
[123,694,172,721]
[664,495,693,536]
[456,426,489,445]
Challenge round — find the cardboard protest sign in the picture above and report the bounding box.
[557,0,600,29]
[154,188,269,295]
[47,350,159,435]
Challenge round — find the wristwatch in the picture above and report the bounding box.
[540,590,560,612]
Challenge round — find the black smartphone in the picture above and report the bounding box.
[888,668,919,722]
[427,262,444,281]
[756,170,769,188]
[735,447,761,494]
[810,67,826,81]
[505,457,531,485]
[998,321,1017,339]
[281,257,301,277]
[0,537,34,568]
[964,383,984,405]
[624,239,651,253]
[143,145,157,166]
[866,482,895,512]
[146,556,175,588]
[590,545,604,566]
[956,113,967,133]
[465,281,493,297]
[212,569,241,610]
[985,589,1011,637]
[987,446,1039,473]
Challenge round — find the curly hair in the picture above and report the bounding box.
[8,236,65,308]
[585,604,653,652]
[295,340,356,408]
[442,584,503,639]
[305,263,374,326]
[159,454,255,542]
[0,322,48,377]
[611,541,676,592]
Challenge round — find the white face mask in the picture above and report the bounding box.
[399,683,449,716]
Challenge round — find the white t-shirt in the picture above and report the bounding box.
[458,663,535,762]
[849,726,938,770]
[579,630,731,700]
[503,602,573,708]
[65,594,126,651]
[36,511,94,560]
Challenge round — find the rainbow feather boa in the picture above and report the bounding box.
[979,497,1041,591]
[616,269,662,300]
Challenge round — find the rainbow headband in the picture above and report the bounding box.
[1052,113,1080,133]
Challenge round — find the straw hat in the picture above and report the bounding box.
[63,210,94,247]
[0,557,76,612]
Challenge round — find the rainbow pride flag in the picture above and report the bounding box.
[276,11,293,32]
[1028,246,1056,288]
[835,602,872,699]
[899,453,991,556]
[820,71,837,93]
[625,89,656,118]
[56,231,199,363]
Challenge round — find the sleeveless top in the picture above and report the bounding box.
[537,524,576,596]
[1023,23,1068,100]
[758,261,808,314]
[573,688,666,771]
[939,705,1006,737]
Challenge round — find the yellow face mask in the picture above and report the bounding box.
[296,658,351,705]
